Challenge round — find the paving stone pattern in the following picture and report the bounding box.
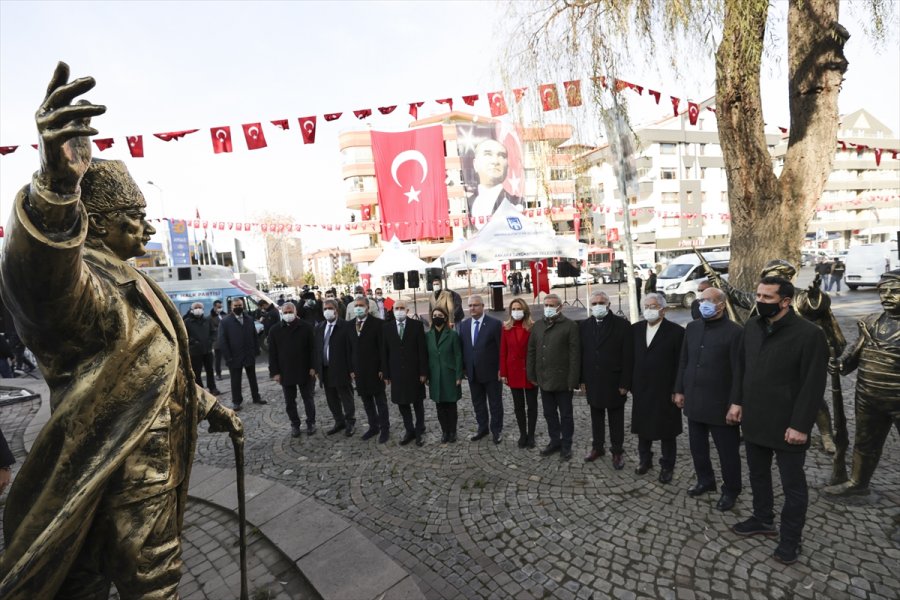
[192,303,900,600]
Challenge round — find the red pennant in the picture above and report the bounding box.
[891,151,898,160]
[436,98,454,111]
[538,84,560,111]
[487,91,508,116]
[839,141,847,151]
[0,226,4,238]
[778,127,788,134]
[235,223,243,231]
[687,102,699,125]
[30,144,37,149]
[299,116,317,144]
[154,129,199,142]
[648,90,661,104]
[670,97,680,117]
[0,145,18,156]
[874,148,882,166]
[706,106,716,113]
[378,106,397,115]
[354,109,372,120]
[271,119,289,130]
[462,94,479,106]
[218,221,225,230]
[324,112,342,121]
[227,222,234,230]
[244,222,251,230]
[361,204,372,220]
[201,220,208,229]
[210,126,233,154]
[592,76,607,89]
[614,79,643,95]
[563,80,582,107]
[127,135,144,158]
[261,224,268,233]
[242,123,268,150]
[192,219,200,228]
[409,102,424,119]
[513,87,527,103]
[93,138,114,151]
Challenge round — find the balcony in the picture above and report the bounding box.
[338,130,372,151]
[345,191,378,208]
[341,162,375,179]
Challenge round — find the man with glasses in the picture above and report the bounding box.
[459,295,504,443]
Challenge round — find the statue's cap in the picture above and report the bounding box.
[877,269,900,289]
[81,159,145,213]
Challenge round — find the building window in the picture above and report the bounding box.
[660,168,677,180]
[550,168,572,181]
[660,143,676,155]
[700,167,707,179]
[720,191,728,202]
[631,219,639,228]
[698,143,706,156]
[636,167,650,180]
[661,192,679,204]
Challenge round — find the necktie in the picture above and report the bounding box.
[356,320,363,334]
[399,321,405,340]
[473,319,480,346]
[324,323,332,365]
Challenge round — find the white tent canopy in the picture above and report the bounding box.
[366,236,430,276]
[439,201,588,266]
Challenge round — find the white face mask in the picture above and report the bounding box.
[591,304,609,319]
[282,312,296,323]
[323,309,336,321]
[434,285,442,292]
[375,294,383,300]
[543,306,558,319]
[192,308,203,317]
[511,309,525,321]
[354,306,366,318]
[394,309,407,321]
[643,308,661,322]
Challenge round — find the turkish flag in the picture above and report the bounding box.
[409,102,424,119]
[93,138,114,151]
[271,119,290,130]
[361,204,372,220]
[354,109,372,120]
[299,116,317,144]
[563,80,582,107]
[0,146,18,156]
[436,98,453,111]
[539,84,560,111]
[648,89,661,104]
[378,106,397,115]
[324,112,342,121]
[670,97,680,117]
[530,260,550,298]
[370,125,450,241]
[154,129,199,142]
[127,135,144,157]
[487,91,508,116]
[687,102,699,125]
[513,87,527,103]
[242,123,268,150]
[462,94,479,106]
[210,127,233,153]
[614,79,643,95]
[874,148,883,166]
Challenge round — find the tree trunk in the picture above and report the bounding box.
[716,0,848,292]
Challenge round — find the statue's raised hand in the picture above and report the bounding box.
[35,62,106,194]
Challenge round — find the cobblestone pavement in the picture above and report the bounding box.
[192,289,899,600]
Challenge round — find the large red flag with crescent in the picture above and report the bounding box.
[530,259,550,298]
[370,126,450,241]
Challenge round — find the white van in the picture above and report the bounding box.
[844,243,898,290]
[656,251,730,308]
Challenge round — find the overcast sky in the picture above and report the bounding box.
[1,0,897,253]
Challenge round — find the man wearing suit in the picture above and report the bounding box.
[466,139,523,231]
[631,293,685,484]
[459,294,504,443]
[382,299,429,446]
[268,301,317,438]
[219,297,265,410]
[579,291,633,469]
[314,299,357,436]
[351,297,390,443]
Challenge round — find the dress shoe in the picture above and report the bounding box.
[731,517,777,537]
[344,423,356,437]
[210,389,222,396]
[658,468,673,484]
[449,432,457,443]
[716,493,737,512]
[415,432,424,447]
[525,434,536,449]
[492,433,503,444]
[361,428,379,441]
[399,431,416,446]
[470,430,489,442]
[291,425,302,438]
[687,482,717,497]
[307,424,317,435]
[773,541,802,565]
[584,449,601,463]
[540,444,561,457]
[326,423,346,436]
[635,462,652,475]
[215,373,223,381]
[378,430,390,444]
[517,434,527,448]
[231,403,242,412]
[612,453,625,470]
[441,432,450,443]
[560,448,573,461]
[252,397,268,405]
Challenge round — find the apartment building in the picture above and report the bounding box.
[304,247,352,287]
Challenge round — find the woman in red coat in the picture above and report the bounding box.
[500,298,538,448]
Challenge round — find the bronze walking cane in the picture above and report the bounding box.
[232,432,249,600]
[829,363,849,485]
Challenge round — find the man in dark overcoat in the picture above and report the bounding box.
[579,291,633,469]
[631,293,684,483]
[219,297,264,409]
[674,287,743,510]
[314,299,357,436]
[350,297,390,443]
[459,294,504,443]
[268,301,317,437]
[382,299,429,446]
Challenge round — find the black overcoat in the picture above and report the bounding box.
[267,319,315,387]
[352,316,386,396]
[183,313,214,356]
[631,319,685,440]
[578,314,633,409]
[382,318,428,404]
[674,317,743,426]
[218,313,260,368]
[313,318,355,387]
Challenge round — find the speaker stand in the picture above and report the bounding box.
[615,278,625,317]
[412,287,418,320]
[562,279,570,306]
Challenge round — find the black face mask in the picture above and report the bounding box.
[756,301,781,318]
[233,307,244,315]
[432,316,446,327]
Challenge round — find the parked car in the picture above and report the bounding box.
[844,243,897,290]
[591,267,623,284]
[656,252,730,308]
[574,273,599,285]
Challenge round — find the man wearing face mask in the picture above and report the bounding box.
[527,294,581,460]
[373,287,388,320]
[210,300,225,380]
[268,302,317,438]
[184,302,221,396]
[314,299,357,436]
[459,295,504,443]
[382,300,429,446]
[579,291,633,469]
[219,297,265,410]
[727,277,828,565]
[631,293,685,483]
[429,277,465,327]
[674,287,743,510]
[351,297,390,443]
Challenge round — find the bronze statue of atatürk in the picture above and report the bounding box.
[708,259,845,454]
[0,62,243,599]
[824,269,900,496]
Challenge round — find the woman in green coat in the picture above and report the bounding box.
[426,307,464,443]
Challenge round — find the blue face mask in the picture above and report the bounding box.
[699,301,719,319]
